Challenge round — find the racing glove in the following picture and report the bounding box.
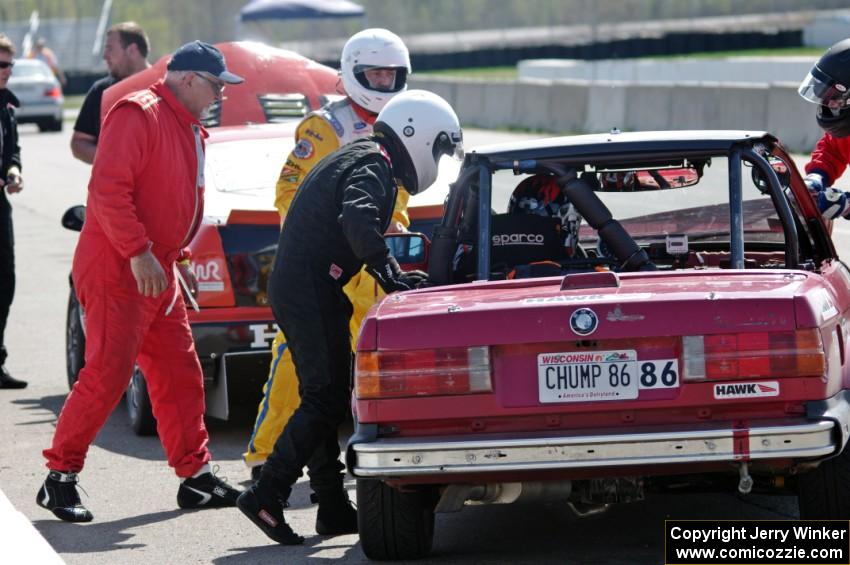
[804,173,825,195]
[366,254,429,294]
[816,186,850,220]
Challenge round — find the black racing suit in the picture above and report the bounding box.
[264,138,398,495]
[0,88,21,367]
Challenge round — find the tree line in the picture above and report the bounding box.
[0,0,846,60]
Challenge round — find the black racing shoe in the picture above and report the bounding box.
[236,481,304,545]
[0,366,27,389]
[315,489,358,535]
[36,471,93,522]
[177,468,241,509]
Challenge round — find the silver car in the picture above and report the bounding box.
[8,59,63,132]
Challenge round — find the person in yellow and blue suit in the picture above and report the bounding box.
[244,28,412,485]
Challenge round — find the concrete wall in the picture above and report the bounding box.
[518,58,817,84]
[408,76,824,153]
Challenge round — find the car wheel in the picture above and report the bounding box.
[126,367,157,436]
[356,478,436,560]
[47,117,63,132]
[797,440,850,518]
[65,288,85,389]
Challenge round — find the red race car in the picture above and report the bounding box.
[349,130,850,560]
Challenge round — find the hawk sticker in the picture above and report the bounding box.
[293,139,314,160]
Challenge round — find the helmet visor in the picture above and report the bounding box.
[799,67,850,109]
[354,65,407,93]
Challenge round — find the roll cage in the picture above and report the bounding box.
[427,131,836,285]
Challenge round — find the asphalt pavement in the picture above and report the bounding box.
[0,125,840,565]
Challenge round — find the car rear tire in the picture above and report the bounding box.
[126,367,157,436]
[37,117,63,132]
[797,440,850,518]
[66,288,85,389]
[357,478,436,560]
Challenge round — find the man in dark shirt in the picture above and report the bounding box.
[0,34,25,389]
[71,22,150,164]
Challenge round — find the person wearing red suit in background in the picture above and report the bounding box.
[799,39,850,218]
[37,41,244,523]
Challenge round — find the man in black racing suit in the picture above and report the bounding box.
[236,90,463,544]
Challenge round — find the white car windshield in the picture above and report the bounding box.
[203,135,293,221]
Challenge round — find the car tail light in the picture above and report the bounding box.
[44,86,61,98]
[355,346,492,399]
[682,329,825,381]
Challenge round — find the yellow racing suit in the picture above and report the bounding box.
[244,98,409,467]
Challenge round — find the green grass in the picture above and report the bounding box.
[63,94,84,110]
[645,47,823,59]
[418,47,822,79]
[418,66,518,79]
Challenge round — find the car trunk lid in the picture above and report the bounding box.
[373,270,810,350]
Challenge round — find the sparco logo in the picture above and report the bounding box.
[713,381,779,399]
[491,233,545,246]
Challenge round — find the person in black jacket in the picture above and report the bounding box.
[0,34,25,389]
[237,90,463,544]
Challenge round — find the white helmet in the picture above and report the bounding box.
[374,90,463,195]
[341,28,411,114]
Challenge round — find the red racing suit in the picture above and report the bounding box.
[43,80,211,477]
[805,133,850,185]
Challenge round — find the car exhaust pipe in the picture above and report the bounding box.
[435,481,572,513]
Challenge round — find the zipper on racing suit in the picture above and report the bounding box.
[165,124,205,316]
[179,123,205,249]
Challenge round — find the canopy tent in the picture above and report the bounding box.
[239,0,364,22]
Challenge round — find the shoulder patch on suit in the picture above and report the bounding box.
[293,138,314,159]
[128,90,160,111]
[353,121,368,131]
[318,104,346,138]
[327,114,344,137]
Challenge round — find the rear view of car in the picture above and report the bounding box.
[9,59,63,132]
[348,131,850,560]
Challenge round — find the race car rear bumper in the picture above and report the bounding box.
[349,392,850,478]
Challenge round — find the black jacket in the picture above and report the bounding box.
[274,138,398,287]
[0,89,21,182]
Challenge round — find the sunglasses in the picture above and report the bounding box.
[193,72,224,96]
[0,61,14,70]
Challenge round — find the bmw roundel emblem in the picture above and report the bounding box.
[403,125,415,137]
[570,308,598,336]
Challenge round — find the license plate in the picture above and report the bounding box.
[537,350,679,403]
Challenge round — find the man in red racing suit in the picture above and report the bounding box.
[38,41,244,523]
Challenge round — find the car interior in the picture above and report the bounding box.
[439,152,827,284]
